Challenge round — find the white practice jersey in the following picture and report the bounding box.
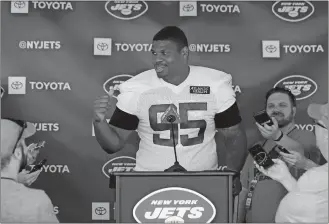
[116,65,236,171]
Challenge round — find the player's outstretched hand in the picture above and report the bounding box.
[93,89,114,122]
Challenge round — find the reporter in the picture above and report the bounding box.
[239,87,322,223]
[17,142,43,186]
[1,118,59,223]
[255,102,328,223]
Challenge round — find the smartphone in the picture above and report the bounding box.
[277,146,291,154]
[248,144,274,169]
[253,110,274,126]
[29,159,47,174]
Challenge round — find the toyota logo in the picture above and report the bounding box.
[183,4,194,12]
[11,81,23,90]
[13,1,26,9]
[97,43,109,51]
[265,45,277,53]
[95,206,107,215]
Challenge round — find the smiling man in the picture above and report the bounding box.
[93,26,247,180]
[239,87,323,223]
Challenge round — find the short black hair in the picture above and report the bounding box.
[265,87,297,107]
[153,26,188,50]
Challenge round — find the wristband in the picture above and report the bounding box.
[274,131,284,141]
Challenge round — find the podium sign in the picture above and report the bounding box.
[113,172,234,223]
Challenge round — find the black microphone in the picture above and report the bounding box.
[164,115,187,172]
[167,115,178,163]
[166,115,176,123]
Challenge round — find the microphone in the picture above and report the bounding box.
[166,115,176,123]
[162,112,187,172]
[167,115,178,163]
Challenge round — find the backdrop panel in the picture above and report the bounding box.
[1,0,328,222]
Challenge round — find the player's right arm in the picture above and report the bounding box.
[93,88,139,154]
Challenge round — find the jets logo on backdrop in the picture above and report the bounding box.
[274,75,317,100]
[105,0,148,20]
[272,1,314,22]
[103,74,133,98]
[133,187,216,223]
[102,156,136,178]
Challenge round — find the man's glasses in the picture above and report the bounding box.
[4,118,27,152]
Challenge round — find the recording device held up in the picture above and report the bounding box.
[29,159,47,174]
[248,144,274,169]
[253,109,274,126]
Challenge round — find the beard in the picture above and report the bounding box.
[271,110,294,128]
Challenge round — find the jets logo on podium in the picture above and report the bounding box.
[133,187,216,223]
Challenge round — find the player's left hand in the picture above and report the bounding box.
[256,117,282,141]
[17,169,42,186]
[233,176,242,196]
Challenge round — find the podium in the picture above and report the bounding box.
[111,171,236,223]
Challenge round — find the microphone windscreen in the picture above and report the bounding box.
[167,115,176,123]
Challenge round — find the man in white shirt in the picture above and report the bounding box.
[1,118,59,223]
[255,102,328,223]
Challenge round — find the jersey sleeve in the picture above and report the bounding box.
[116,81,140,115]
[108,81,140,130]
[213,73,236,113]
[212,73,242,128]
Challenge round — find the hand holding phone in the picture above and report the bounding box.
[18,169,42,186]
[248,144,274,169]
[253,110,274,126]
[254,158,291,183]
[277,146,291,154]
[29,159,47,174]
